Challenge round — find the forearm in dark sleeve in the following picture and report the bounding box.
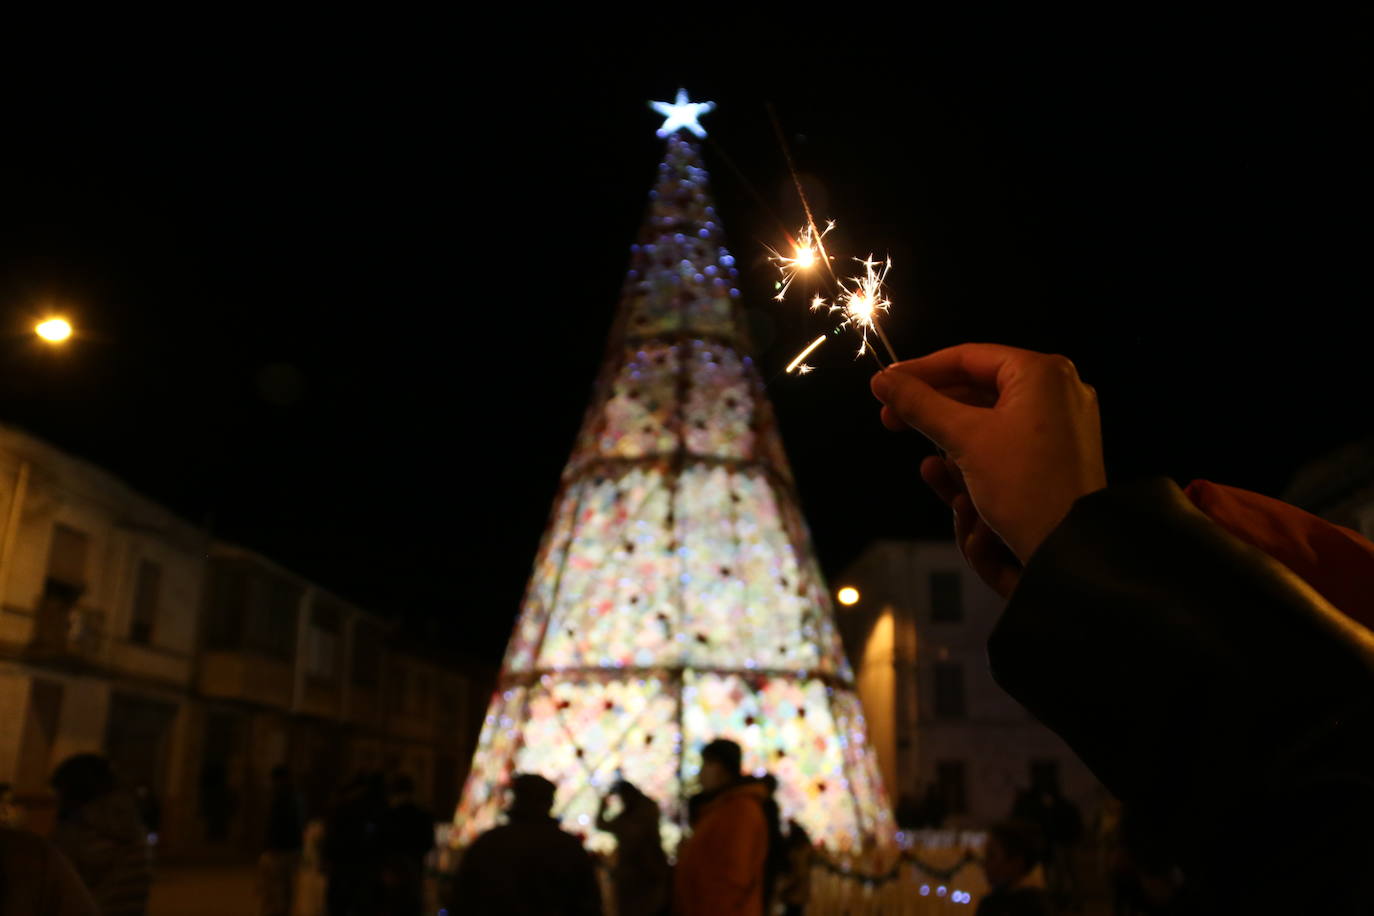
[988,478,1374,906]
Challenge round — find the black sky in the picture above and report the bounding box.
[1,19,1369,663]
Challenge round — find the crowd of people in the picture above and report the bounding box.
[270,769,437,916]
[450,743,1123,916]
[0,755,152,915]
[0,757,438,916]
[454,738,813,916]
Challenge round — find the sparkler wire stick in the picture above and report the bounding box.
[767,103,842,289]
[703,134,794,242]
[873,322,900,366]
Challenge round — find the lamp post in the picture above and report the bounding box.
[35,317,73,344]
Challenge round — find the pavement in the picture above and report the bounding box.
[148,863,257,916]
[144,860,1107,915]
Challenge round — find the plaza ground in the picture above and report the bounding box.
[148,863,256,916]
[146,858,1112,915]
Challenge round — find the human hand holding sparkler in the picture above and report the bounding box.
[871,344,1107,565]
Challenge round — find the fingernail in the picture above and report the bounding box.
[871,372,891,399]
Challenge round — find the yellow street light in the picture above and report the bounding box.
[837,586,860,606]
[35,317,73,344]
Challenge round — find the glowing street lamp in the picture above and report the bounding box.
[35,317,73,344]
[837,586,860,606]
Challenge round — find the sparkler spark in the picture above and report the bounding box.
[785,335,828,374]
[836,255,898,363]
[770,217,900,373]
[768,220,835,302]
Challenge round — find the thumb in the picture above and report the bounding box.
[871,369,976,450]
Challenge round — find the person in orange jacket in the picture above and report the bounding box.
[674,739,769,916]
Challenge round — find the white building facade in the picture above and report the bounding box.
[0,422,487,855]
[835,539,1103,829]
[0,423,207,842]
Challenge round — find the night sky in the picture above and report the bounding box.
[1,21,1368,664]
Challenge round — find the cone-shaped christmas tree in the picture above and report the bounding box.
[455,94,894,856]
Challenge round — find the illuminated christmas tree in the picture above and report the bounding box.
[454,92,894,856]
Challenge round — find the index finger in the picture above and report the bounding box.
[870,367,982,448]
[886,343,1037,394]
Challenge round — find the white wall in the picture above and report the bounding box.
[48,678,111,766]
[0,669,31,783]
[838,539,1104,827]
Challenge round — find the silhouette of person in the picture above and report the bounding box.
[1011,776,1081,908]
[324,772,387,916]
[976,820,1053,916]
[259,765,303,916]
[454,773,601,915]
[596,779,670,916]
[379,774,434,916]
[49,754,152,916]
[775,820,814,916]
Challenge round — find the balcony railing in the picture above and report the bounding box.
[29,603,106,661]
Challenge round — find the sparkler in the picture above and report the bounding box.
[763,106,901,375]
[836,255,900,364]
[767,220,835,302]
[779,242,900,372]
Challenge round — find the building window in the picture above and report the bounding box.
[204,560,247,649]
[933,662,966,719]
[306,628,337,679]
[36,524,90,649]
[936,759,968,814]
[203,559,300,659]
[254,575,301,660]
[930,571,962,622]
[306,601,341,681]
[413,672,432,720]
[130,560,161,645]
[47,523,90,588]
[389,668,409,716]
[436,683,460,735]
[352,622,382,687]
[1030,759,1060,794]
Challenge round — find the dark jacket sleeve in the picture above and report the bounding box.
[988,478,1374,912]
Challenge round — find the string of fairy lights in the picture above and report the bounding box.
[811,845,983,906]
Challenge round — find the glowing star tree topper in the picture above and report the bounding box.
[650,88,715,138]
